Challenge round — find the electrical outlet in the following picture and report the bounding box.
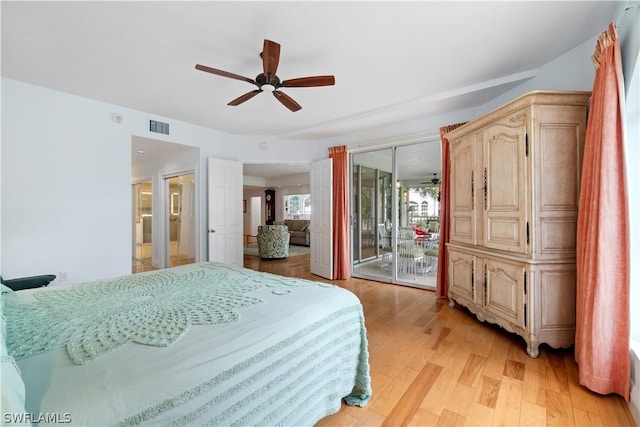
[59,271,69,281]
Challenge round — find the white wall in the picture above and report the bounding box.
[0,80,3,275]
[619,3,640,424]
[482,35,598,112]
[2,80,133,283]
[0,78,332,284]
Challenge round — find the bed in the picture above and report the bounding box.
[1,262,371,426]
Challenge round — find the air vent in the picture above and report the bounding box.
[149,120,169,135]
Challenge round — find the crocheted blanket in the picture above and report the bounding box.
[4,262,372,426]
[4,262,321,365]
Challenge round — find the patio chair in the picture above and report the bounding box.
[397,227,426,279]
[378,224,392,267]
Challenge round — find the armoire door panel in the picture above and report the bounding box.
[483,121,527,253]
[450,133,478,245]
[448,249,475,303]
[451,146,474,210]
[539,217,577,254]
[486,132,521,208]
[486,217,521,243]
[538,269,576,330]
[485,258,525,327]
[451,216,474,242]
[538,123,581,210]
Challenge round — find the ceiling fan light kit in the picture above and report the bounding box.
[196,39,335,112]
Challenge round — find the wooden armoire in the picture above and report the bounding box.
[445,91,590,357]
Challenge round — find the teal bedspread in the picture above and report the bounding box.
[2,262,372,426]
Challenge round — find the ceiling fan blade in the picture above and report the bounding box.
[262,39,281,81]
[273,91,302,112]
[195,64,257,85]
[280,75,335,88]
[228,89,262,106]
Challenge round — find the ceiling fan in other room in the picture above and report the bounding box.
[421,173,442,202]
[195,39,335,112]
[421,173,441,185]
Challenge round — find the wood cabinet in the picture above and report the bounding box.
[446,91,589,357]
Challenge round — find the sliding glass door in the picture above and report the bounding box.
[351,150,392,274]
[351,140,441,289]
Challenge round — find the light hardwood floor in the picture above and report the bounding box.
[132,242,195,274]
[244,253,635,427]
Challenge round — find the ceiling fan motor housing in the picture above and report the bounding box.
[256,73,281,88]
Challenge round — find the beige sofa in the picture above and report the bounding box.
[282,219,310,246]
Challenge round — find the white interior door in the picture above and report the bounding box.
[207,158,243,266]
[250,197,261,236]
[310,158,333,279]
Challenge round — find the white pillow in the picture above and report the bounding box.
[1,284,24,309]
[1,315,28,425]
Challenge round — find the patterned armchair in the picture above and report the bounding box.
[257,225,290,259]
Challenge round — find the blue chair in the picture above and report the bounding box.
[257,225,290,259]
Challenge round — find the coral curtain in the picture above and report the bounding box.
[575,23,630,400]
[328,146,351,279]
[436,122,467,298]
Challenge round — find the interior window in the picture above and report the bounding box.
[284,194,311,219]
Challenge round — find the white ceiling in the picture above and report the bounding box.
[2,1,621,180]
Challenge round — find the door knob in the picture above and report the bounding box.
[209,229,216,233]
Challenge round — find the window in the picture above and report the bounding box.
[284,194,311,219]
[421,201,428,216]
[408,186,440,225]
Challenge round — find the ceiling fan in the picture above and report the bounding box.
[195,39,335,112]
[421,173,441,185]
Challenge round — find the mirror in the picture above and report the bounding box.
[170,192,180,216]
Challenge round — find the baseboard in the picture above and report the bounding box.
[630,345,640,425]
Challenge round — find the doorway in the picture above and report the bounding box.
[241,163,313,266]
[166,173,196,268]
